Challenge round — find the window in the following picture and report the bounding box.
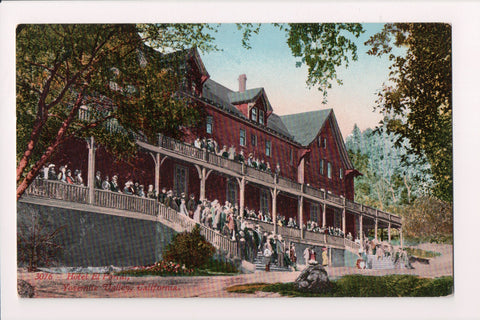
[251,134,257,146]
[289,149,293,165]
[259,109,265,125]
[260,189,269,214]
[339,168,344,180]
[327,162,332,179]
[174,165,188,196]
[251,107,258,122]
[206,116,213,134]
[239,129,246,146]
[322,137,327,149]
[265,140,271,157]
[320,159,324,175]
[311,204,319,223]
[226,179,238,205]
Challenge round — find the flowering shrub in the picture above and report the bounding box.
[119,260,195,276]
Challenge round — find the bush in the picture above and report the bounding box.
[163,225,215,268]
[202,258,238,274]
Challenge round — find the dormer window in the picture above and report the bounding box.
[251,107,258,122]
[259,109,265,125]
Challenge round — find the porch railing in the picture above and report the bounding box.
[24,179,89,204]
[94,189,157,216]
[150,135,401,227]
[24,179,240,259]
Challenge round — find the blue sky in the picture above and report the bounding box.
[199,23,395,139]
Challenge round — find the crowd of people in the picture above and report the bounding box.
[38,162,358,270]
[39,163,85,186]
[192,137,282,175]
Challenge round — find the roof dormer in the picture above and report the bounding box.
[228,74,273,126]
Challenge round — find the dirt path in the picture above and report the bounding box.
[18,244,452,298]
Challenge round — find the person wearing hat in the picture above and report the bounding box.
[290,243,297,264]
[102,175,111,190]
[247,153,253,167]
[303,246,311,266]
[322,247,329,267]
[48,164,57,180]
[187,193,196,218]
[95,171,102,189]
[164,190,173,209]
[57,166,67,182]
[276,235,285,267]
[110,175,119,192]
[65,169,74,184]
[158,187,167,204]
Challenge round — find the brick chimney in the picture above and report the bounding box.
[238,74,247,92]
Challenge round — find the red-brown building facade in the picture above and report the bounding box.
[52,48,362,235]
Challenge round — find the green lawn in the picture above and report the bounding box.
[226,275,453,297]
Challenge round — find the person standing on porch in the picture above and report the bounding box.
[95,171,102,189]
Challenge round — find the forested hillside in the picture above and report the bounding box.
[346,124,452,243]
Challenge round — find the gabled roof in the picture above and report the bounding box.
[202,79,245,117]
[228,88,273,112]
[280,109,332,146]
[266,113,293,139]
[280,109,353,169]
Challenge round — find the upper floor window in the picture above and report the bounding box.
[339,168,344,180]
[259,109,265,125]
[322,137,327,149]
[251,107,258,122]
[265,140,271,157]
[320,159,324,175]
[327,162,332,179]
[251,134,257,146]
[239,128,246,146]
[206,116,213,134]
[289,149,294,165]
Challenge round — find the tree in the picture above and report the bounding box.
[16,24,218,200]
[17,204,65,271]
[238,23,365,101]
[365,23,452,203]
[243,23,451,202]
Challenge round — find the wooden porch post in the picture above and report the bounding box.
[342,197,346,237]
[236,177,245,218]
[388,222,391,242]
[271,187,279,235]
[195,165,212,202]
[374,218,378,241]
[298,195,304,239]
[400,227,404,248]
[322,203,327,228]
[359,214,364,250]
[87,136,95,205]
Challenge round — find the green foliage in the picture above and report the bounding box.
[402,196,453,242]
[163,225,216,268]
[365,24,452,203]
[202,258,238,274]
[404,247,441,259]
[235,23,364,101]
[117,257,237,277]
[346,125,432,210]
[228,275,454,297]
[16,24,218,199]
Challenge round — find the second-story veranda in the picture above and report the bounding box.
[127,133,403,246]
